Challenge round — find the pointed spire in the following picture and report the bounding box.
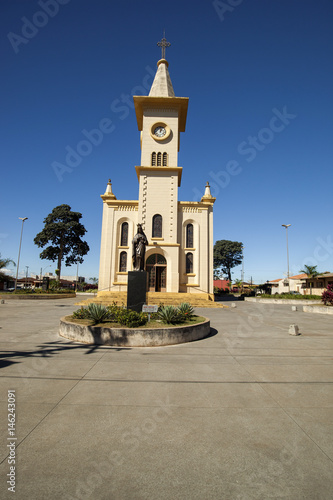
[149,59,175,97]
[104,179,116,199]
[149,33,174,97]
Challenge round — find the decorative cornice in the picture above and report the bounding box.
[100,197,138,209]
[133,96,188,132]
[178,200,215,211]
[148,243,180,247]
[135,166,182,187]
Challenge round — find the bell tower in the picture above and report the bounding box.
[133,36,188,245]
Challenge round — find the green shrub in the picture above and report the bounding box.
[72,304,148,327]
[259,293,321,300]
[119,310,147,328]
[72,307,91,319]
[106,304,121,322]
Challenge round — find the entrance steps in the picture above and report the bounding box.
[76,292,127,307]
[76,291,224,308]
[146,292,223,308]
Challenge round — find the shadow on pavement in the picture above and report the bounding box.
[0,341,132,369]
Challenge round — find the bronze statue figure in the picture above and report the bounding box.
[132,223,148,271]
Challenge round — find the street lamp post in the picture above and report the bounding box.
[15,217,28,291]
[282,224,291,292]
[40,264,51,280]
[25,266,29,289]
[75,261,79,292]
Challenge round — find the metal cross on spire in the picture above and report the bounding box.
[157,31,171,59]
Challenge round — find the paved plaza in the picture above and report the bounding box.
[0,297,332,499]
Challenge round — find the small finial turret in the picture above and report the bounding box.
[104,179,116,199]
[203,182,213,198]
[201,181,216,204]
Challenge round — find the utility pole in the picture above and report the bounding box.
[282,224,291,293]
[241,246,244,283]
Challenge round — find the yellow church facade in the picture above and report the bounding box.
[98,51,215,302]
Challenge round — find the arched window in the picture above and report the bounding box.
[151,152,156,166]
[119,251,127,272]
[186,223,193,248]
[157,152,162,166]
[162,152,168,166]
[152,214,162,238]
[186,253,193,274]
[120,222,128,246]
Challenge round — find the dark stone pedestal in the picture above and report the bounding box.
[127,271,147,313]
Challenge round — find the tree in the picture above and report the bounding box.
[300,264,319,294]
[89,277,98,285]
[34,204,89,281]
[0,254,16,282]
[214,240,243,282]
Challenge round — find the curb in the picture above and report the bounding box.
[245,297,321,305]
[0,294,76,300]
[303,305,333,315]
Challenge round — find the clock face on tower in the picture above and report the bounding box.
[151,122,171,141]
[154,126,166,137]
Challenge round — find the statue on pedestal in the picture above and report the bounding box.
[132,224,148,271]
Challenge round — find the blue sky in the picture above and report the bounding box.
[1,0,332,283]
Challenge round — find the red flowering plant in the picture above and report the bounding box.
[321,284,333,306]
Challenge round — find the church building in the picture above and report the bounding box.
[98,38,216,302]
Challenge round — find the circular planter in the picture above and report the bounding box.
[59,316,211,347]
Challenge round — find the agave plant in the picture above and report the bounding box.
[177,303,194,320]
[157,305,179,324]
[87,303,110,324]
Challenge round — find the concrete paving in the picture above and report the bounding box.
[0,297,332,499]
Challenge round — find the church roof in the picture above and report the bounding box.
[149,59,175,97]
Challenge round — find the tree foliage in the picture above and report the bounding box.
[322,284,333,306]
[34,204,89,280]
[300,265,319,294]
[300,265,319,278]
[0,254,16,282]
[214,240,243,282]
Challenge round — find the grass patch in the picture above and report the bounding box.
[65,315,206,329]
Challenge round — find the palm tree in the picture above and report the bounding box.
[300,265,319,294]
[234,278,243,293]
[0,254,16,282]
